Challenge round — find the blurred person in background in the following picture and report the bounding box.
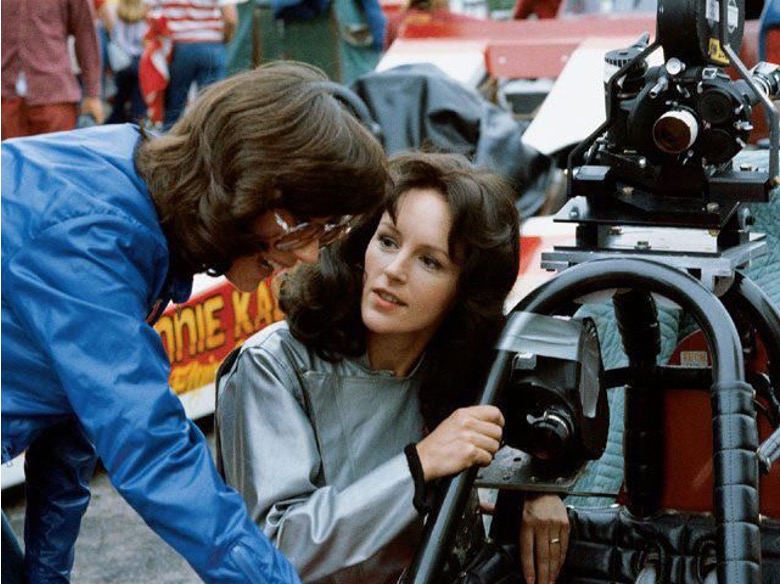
[1,0,105,139]
[94,0,113,100]
[105,0,149,123]
[145,0,243,128]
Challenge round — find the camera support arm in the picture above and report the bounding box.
[406,258,760,584]
[715,0,779,182]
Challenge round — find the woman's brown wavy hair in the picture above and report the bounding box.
[281,151,520,427]
[136,61,389,277]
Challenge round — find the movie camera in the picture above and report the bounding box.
[543,0,780,293]
[407,1,780,582]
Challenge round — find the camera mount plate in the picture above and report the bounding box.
[541,234,767,295]
[474,446,585,493]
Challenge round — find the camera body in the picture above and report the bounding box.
[499,313,608,471]
[570,52,780,222]
[562,0,780,240]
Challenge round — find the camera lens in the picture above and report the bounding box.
[652,109,699,154]
[699,89,733,125]
[699,128,740,164]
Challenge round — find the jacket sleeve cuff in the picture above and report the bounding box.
[404,443,432,514]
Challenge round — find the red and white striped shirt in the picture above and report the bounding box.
[144,0,243,44]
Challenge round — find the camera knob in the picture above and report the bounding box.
[526,411,572,460]
[604,41,648,95]
[605,48,638,69]
[665,58,686,77]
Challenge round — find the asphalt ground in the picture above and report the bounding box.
[0,420,219,583]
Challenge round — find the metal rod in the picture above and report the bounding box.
[722,43,779,183]
[406,352,512,583]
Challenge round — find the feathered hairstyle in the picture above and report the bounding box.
[136,61,389,278]
[281,151,520,426]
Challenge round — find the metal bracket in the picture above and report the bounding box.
[474,446,584,493]
[541,235,767,295]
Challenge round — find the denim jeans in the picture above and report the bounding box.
[2,511,24,584]
[107,57,146,124]
[164,42,227,129]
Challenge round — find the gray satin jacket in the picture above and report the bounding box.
[217,321,427,584]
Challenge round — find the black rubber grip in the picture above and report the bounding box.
[710,381,760,581]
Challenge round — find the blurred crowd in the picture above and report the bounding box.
[0,0,568,141]
[1,0,776,140]
[0,0,245,138]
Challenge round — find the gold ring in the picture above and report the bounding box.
[550,538,561,544]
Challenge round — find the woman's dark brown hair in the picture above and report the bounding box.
[281,151,520,427]
[136,61,389,277]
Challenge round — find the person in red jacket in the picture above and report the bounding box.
[1,0,105,139]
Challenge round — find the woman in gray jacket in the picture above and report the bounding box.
[217,152,570,584]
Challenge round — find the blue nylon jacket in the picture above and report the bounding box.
[759,0,780,61]
[1,125,302,584]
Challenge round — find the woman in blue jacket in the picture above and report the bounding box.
[1,61,387,583]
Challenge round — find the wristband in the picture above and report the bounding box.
[404,443,432,514]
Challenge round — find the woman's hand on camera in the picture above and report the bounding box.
[416,405,504,481]
[519,493,570,584]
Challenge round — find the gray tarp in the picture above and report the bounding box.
[351,63,551,218]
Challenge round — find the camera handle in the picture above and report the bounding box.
[614,289,664,518]
[406,258,761,584]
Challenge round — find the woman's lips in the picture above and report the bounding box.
[372,288,406,307]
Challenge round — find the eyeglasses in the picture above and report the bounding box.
[266,212,354,251]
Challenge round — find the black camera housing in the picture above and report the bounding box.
[500,314,608,470]
[561,0,780,238]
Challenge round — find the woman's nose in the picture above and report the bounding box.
[292,239,320,265]
[383,254,408,282]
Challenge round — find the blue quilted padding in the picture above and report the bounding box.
[746,195,780,307]
[567,149,780,507]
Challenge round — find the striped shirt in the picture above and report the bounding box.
[144,0,243,43]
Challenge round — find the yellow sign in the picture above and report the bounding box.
[154,280,284,394]
[708,38,729,65]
